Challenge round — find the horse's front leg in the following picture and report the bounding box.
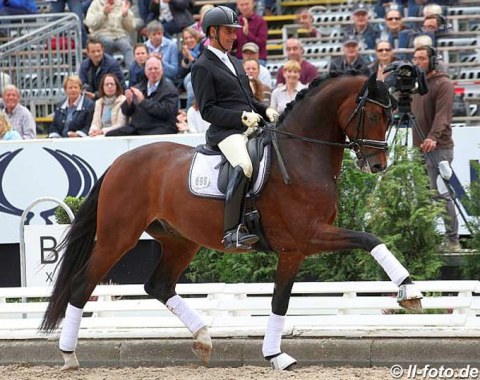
[310,225,423,310]
[263,252,305,370]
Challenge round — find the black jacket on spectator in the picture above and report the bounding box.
[329,55,371,76]
[48,95,95,137]
[120,78,178,135]
[79,53,126,98]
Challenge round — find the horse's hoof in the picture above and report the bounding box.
[397,284,423,311]
[270,353,297,370]
[61,351,79,370]
[192,326,212,364]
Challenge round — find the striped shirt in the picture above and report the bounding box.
[6,104,36,139]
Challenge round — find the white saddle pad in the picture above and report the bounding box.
[188,147,269,199]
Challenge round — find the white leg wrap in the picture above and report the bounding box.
[166,295,206,335]
[59,303,83,352]
[262,313,286,357]
[371,244,409,286]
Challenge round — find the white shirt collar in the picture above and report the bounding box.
[208,46,236,75]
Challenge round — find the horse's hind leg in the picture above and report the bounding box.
[60,232,143,370]
[263,252,305,370]
[143,235,212,363]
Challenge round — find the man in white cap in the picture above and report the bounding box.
[329,35,371,75]
[341,3,379,50]
[241,42,272,88]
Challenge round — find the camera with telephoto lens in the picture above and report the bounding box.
[383,60,428,96]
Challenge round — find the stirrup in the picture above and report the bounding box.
[222,225,259,250]
[269,353,297,370]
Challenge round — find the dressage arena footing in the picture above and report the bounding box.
[1,338,479,368]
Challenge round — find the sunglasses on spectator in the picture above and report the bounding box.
[376,48,392,52]
[387,17,401,21]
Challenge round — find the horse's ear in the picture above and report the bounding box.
[367,73,377,95]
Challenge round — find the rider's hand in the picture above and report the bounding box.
[266,107,280,123]
[241,111,261,128]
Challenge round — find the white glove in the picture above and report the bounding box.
[266,107,280,123]
[241,111,261,129]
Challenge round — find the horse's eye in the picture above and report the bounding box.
[368,113,381,124]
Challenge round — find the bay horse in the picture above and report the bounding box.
[40,72,423,370]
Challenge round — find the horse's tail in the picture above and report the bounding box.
[39,171,107,333]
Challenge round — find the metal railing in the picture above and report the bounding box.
[0,13,83,119]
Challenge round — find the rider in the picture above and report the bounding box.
[191,6,279,251]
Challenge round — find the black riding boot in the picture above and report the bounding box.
[223,166,259,250]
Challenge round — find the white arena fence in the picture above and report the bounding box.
[0,281,479,340]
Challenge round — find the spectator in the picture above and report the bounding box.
[129,43,148,87]
[176,99,210,134]
[177,27,205,110]
[234,0,268,64]
[241,42,271,88]
[79,38,126,100]
[373,0,403,19]
[107,56,178,136]
[192,4,214,43]
[144,20,178,81]
[50,0,88,47]
[3,85,36,139]
[89,73,127,136]
[276,38,318,86]
[368,40,398,81]
[341,3,379,51]
[0,112,21,140]
[270,60,307,114]
[146,0,194,38]
[0,0,37,16]
[411,45,460,251]
[84,0,135,67]
[379,8,409,49]
[48,75,94,138]
[295,7,323,38]
[329,35,371,75]
[243,59,270,105]
[187,100,210,133]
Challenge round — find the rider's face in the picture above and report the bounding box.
[212,26,238,51]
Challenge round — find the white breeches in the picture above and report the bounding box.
[218,133,253,178]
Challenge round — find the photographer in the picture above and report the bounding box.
[411,45,460,251]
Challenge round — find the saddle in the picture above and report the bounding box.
[189,132,272,199]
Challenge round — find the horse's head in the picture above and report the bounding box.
[340,74,393,173]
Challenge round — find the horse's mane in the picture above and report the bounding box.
[277,70,365,126]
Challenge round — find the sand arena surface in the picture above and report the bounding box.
[0,364,394,379]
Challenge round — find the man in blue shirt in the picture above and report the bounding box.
[144,20,178,81]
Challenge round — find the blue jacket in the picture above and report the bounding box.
[341,23,380,50]
[145,38,178,80]
[49,95,95,138]
[129,61,146,88]
[79,53,126,98]
[0,0,38,13]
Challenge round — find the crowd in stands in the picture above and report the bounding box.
[0,0,466,141]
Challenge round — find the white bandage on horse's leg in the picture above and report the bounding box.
[166,295,206,335]
[371,244,409,286]
[262,313,286,357]
[59,303,83,352]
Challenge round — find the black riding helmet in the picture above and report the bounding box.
[202,6,242,36]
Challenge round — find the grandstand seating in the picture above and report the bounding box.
[0,0,477,125]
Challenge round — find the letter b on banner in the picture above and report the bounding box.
[40,236,59,264]
[24,225,68,287]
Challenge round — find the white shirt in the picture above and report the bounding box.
[270,82,307,114]
[208,46,236,76]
